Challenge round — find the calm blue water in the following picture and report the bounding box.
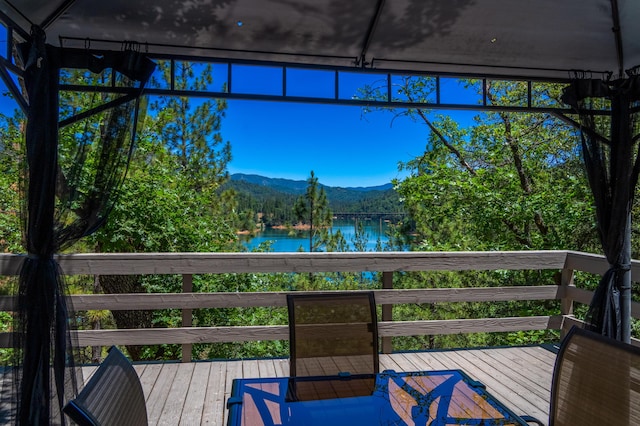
[241,219,392,252]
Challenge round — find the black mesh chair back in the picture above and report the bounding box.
[287,292,379,400]
[64,346,147,426]
[550,326,640,425]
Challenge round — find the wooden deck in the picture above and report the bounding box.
[81,345,556,425]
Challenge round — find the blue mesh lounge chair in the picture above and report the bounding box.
[287,292,379,401]
[63,346,147,426]
[548,326,640,425]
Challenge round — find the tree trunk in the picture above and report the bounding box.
[99,275,153,361]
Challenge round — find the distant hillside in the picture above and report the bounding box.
[223,174,403,226]
[229,173,393,194]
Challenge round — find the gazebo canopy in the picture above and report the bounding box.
[2,0,639,80]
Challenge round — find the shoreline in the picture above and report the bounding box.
[271,224,311,231]
[237,223,311,235]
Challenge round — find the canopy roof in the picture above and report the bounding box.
[2,0,639,80]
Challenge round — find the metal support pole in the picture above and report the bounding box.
[611,90,633,344]
[621,215,632,343]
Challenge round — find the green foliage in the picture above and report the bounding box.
[150,61,231,192]
[389,269,562,350]
[91,60,238,254]
[390,80,598,253]
[81,62,241,360]
[330,189,401,215]
[0,311,13,363]
[227,180,299,227]
[92,138,238,253]
[0,112,23,254]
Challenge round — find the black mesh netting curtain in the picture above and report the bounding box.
[7,26,154,424]
[562,74,640,343]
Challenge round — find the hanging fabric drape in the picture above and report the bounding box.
[10,26,155,424]
[561,75,640,343]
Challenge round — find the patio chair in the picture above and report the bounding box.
[63,346,147,426]
[287,292,379,400]
[546,326,640,425]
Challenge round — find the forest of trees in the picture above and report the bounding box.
[224,174,402,230]
[1,67,636,362]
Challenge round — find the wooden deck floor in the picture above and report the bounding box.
[86,345,556,425]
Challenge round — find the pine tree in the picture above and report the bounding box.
[293,171,332,252]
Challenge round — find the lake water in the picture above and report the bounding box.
[241,219,393,252]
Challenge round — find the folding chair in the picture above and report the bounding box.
[547,326,640,425]
[287,292,379,400]
[63,346,147,426]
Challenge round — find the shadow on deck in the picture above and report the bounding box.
[110,345,557,425]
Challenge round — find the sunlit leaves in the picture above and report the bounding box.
[393,78,597,252]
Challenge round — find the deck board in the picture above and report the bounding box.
[222,361,243,426]
[180,362,211,425]
[139,363,163,404]
[460,348,551,421]
[459,349,549,419]
[441,349,541,419]
[159,362,194,424]
[201,361,226,425]
[146,363,178,425]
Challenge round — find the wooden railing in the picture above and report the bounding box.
[1,250,639,361]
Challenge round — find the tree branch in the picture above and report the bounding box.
[502,218,532,247]
[487,83,549,239]
[415,108,477,176]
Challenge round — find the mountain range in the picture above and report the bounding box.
[229,173,393,194]
[225,173,402,216]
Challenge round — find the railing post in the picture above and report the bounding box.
[92,274,101,362]
[182,274,193,362]
[559,265,575,339]
[381,271,393,354]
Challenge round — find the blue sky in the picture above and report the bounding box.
[0,66,478,188]
[223,99,471,187]
[220,65,478,187]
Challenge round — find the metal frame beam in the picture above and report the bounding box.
[40,0,77,30]
[59,92,136,128]
[0,57,26,113]
[61,82,587,115]
[58,56,609,116]
[0,12,28,114]
[0,8,31,40]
